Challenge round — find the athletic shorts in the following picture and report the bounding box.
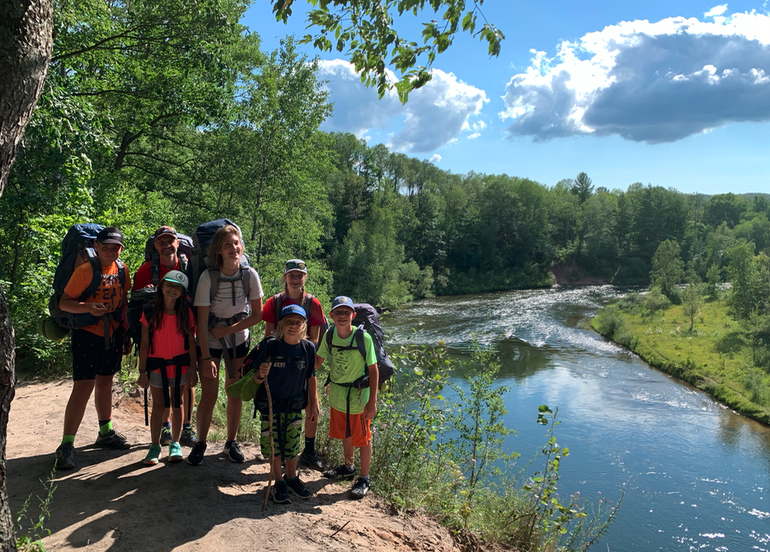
[71,328,124,381]
[148,370,190,389]
[259,411,303,461]
[329,407,371,447]
[197,342,249,360]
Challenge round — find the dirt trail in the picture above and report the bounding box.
[6,379,463,552]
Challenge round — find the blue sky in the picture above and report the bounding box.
[242,2,770,195]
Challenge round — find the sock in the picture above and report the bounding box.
[162,421,171,429]
[61,435,75,446]
[98,419,112,436]
[304,436,315,453]
[183,423,192,430]
[286,475,298,482]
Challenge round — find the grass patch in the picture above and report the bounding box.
[592,297,770,425]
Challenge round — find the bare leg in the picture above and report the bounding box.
[62,380,96,436]
[225,357,244,441]
[196,370,219,442]
[149,386,165,445]
[93,374,115,421]
[171,383,188,442]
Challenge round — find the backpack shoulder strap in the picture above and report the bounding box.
[302,294,314,323]
[240,266,251,301]
[353,326,367,362]
[207,267,221,302]
[273,292,284,321]
[325,325,335,352]
[79,252,103,302]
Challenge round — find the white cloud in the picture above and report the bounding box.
[317,60,488,153]
[430,154,442,163]
[500,8,770,143]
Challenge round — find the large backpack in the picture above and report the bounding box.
[324,303,395,388]
[126,230,193,349]
[42,223,126,338]
[188,219,250,300]
[143,231,193,287]
[272,292,328,338]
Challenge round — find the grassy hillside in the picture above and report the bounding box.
[591,294,770,425]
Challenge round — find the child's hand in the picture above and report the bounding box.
[307,402,319,423]
[137,372,149,389]
[89,302,108,316]
[364,400,377,420]
[256,361,271,380]
[199,358,217,379]
[189,369,198,388]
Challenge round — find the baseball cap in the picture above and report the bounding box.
[153,226,177,239]
[331,296,355,312]
[163,270,189,291]
[279,304,306,320]
[284,259,307,274]
[96,227,124,246]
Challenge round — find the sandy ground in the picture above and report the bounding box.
[6,378,465,552]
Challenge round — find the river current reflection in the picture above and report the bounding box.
[385,287,770,552]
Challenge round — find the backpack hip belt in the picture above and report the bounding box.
[146,352,191,408]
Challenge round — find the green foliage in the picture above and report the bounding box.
[644,287,671,315]
[15,469,56,552]
[273,0,504,101]
[650,239,685,304]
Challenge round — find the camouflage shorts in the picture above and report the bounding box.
[259,411,303,461]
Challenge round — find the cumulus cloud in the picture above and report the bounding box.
[430,154,442,163]
[317,60,488,152]
[500,8,770,143]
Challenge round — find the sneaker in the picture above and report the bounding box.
[180,427,197,447]
[285,476,312,499]
[299,448,325,471]
[55,443,76,470]
[350,476,370,500]
[143,444,162,466]
[160,426,172,446]
[224,440,244,463]
[95,429,130,450]
[323,464,356,481]
[187,441,207,466]
[269,480,291,504]
[168,441,184,463]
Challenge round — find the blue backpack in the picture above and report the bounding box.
[43,223,126,336]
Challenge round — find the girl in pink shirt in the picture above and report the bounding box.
[137,270,197,465]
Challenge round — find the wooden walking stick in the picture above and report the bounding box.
[262,367,275,511]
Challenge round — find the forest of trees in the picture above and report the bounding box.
[2,0,770,375]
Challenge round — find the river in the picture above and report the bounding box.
[385,286,770,552]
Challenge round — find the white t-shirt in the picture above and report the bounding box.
[194,266,263,349]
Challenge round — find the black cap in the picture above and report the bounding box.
[96,227,124,246]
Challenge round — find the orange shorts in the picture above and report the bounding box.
[329,407,371,447]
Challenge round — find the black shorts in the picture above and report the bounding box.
[71,328,124,381]
[197,341,249,360]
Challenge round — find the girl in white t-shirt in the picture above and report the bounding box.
[188,224,264,466]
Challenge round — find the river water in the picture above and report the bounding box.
[385,287,770,552]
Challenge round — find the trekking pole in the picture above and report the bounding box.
[187,387,193,423]
[262,370,275,512]
[144,388,149,426]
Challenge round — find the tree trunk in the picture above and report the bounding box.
[0,1,54,550]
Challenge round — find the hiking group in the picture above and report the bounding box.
[48,220,393,502]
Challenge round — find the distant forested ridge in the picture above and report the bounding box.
[2,0,769,370]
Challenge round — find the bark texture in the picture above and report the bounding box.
[0,1,53,550]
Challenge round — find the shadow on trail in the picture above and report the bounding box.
[8,445,347,550]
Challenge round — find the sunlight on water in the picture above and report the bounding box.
[386,287,770,551]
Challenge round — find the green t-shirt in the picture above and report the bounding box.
[317,326,377,415]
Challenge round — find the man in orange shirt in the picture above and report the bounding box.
[55,227,132,470]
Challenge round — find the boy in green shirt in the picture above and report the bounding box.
[316,296,378,499]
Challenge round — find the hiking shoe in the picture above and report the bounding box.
[224,440,244,463]
[299,448,325,471]
[168,441,184,463]
[180,427,197,447]
[95,429,130,450]
[143,444,162,466]
[285,476,312,499]
[350,476,370,500]
[160,426,172,446]
[270,480,291,504]
[187,441,207,466]
[323,464,356,481]
[55,443,76,470]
